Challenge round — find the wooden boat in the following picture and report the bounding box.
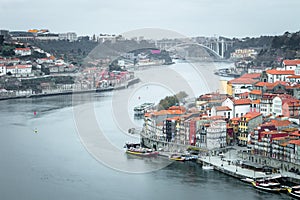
[126,147,159,157]
[251,179,285,193]
[169,154,186,162]
[124,142,159,157]
[287,185,300,199]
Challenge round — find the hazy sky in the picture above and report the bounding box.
[1,0,299,38]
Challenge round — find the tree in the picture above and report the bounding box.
[157,91,188,110]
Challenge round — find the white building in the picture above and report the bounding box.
[36,58,54,64]
[286,65,300,83]
[14,48,31,56]
[272,96,283,116]
[0,65,6,76]
[281,59,300,70]
[230,48,257,59]
[272,94,296,117]
[6,65,32,76]
[210,106,232,119]
[221,97,251,118]
[259,94,277,116]
[59,32,77,42]
[227,77,256,98]
[206,120,227,150]
[266,69,294,83]
[36,33,59,40]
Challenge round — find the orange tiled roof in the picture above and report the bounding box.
[6,65,32,69]
[266,69,294,75]
[216,106,231,111]
[283,59,300,66]
[289,140,300,146]
[240,73,261,79]
[251,99,261,104]
[272,136,289,141]
[242,112,262,119]
[255,82,269,87]
[287,75,300,79]
[233,98,251,105]
[269,119,291,127]
[228,77,257,84]
[152,110,169,116]
[249,90,262,95]
[255,81,287,90]
[230,117,240,121]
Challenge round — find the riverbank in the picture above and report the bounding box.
[0,77,140,101]
[0,88,113,101]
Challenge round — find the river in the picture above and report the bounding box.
[0,62,289,200]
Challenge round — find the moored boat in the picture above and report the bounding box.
[287,185,300,199]
[251,179,285,193]
[126,147,159,157]
[124,142,159,157]
[169,154,186,162]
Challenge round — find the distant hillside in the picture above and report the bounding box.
[32,39,157,66]
[86,40,156,60]
[263,31,300,58]
[31,39,98,66]
[227,31,300,66]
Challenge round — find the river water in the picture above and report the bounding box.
[0,62,289,200]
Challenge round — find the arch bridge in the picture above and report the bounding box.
[155,39,233,59]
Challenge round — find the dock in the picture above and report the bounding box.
[198,154,270,180]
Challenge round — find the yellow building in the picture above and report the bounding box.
[238,112,263,146]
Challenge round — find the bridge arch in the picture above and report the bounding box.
[166,42,222,59]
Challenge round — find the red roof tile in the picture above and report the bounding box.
[240,73,261,79]
[249,90,262,95]
[251,99,261,104]
[242,112,262,119]
[283,59,300,66]
[228,77,257,84]
[289,140,300,146]
[266,69,294,75]
[233,98,251,105]
[287,75,300,79]
[216,106,231,111]
[267,119,291,127]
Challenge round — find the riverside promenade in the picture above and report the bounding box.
[198,148,300,184]
[198,151,269,180]
[141,132,300,183]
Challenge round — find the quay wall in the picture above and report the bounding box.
[142,132,300,184]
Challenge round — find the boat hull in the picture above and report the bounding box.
[251,182,283,193]
[126,150,159,157]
